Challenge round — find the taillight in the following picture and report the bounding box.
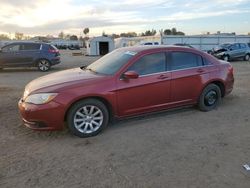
[48,49,59,53]
[228,64,234,74]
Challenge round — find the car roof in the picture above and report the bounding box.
[117,45,200,54]
[3,41,49,46]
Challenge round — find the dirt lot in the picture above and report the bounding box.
[1,50,250,188]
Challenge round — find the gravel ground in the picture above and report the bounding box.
[0,50,250,188]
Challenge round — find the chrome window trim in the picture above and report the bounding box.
[120,64,214,80]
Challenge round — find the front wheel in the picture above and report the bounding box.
[67,99,109,137]
[223,55,229,62]
[37,59,51,71]
[244,54,250,61]
[198,84,222,112]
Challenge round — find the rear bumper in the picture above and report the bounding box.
[225,77,234,96]
[18,99,65,131]
[50,57,61,65]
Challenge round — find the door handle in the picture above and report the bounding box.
[197,68,205,73]
[157,74,169,79]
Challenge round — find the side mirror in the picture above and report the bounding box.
[123,71,139,79]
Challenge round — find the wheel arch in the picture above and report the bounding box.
[35,58,51,66]
[202,80,226,98]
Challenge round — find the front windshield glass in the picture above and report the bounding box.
[86,49,137,75]
[219,44,230,49]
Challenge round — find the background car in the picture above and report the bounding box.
[0,42,61,71]
[18,46,234,137]
[140,42,160,45]
[174,43,194,48]
[209,43,250,61]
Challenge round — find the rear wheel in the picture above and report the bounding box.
[198,84,222,112]
[67,99,109,137]
[37,59,51,71]
[223,55,229,62]
[244,54,250,61]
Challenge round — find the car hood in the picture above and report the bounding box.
[213,46,229,53]
[24,68,105,95]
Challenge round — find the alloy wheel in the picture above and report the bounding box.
[38,60,50,71]
[73,105,104,134]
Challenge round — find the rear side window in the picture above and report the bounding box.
[128,52,166,76]
[20,43,41,51]
[170,52,203,71]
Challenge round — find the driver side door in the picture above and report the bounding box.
[116,51,171,117]
[0,44,21,67]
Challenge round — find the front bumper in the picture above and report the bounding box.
[213,53,224,59]
[18,99,65,131]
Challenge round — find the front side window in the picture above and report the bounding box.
[128,52,166,76]
[2,44,20,52]
[230,44,240,50]
[170,52,203,71]
[240,43,246,49]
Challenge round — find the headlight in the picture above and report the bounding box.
[24,93,57,105]
[217,52,225,56]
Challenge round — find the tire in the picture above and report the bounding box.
[223,55,229,62]
[244,54,250,61]
[67,99,109,137]
[37,59,51,72]
[198,84,222,112]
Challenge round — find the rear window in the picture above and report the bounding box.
[20,43,41,51]
[49,45,58,50]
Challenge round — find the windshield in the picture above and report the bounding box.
[86,49,137,75]
[218,44,231,49]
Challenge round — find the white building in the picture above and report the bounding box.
[162,35,250,51]
[86,36,114,56]
[115,36,161,49]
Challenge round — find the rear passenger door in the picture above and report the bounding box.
[19,43,41,65]
[169,51,211,104]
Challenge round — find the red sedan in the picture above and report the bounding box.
[18,46,234,137]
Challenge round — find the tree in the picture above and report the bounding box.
[176,31,185,35]
[65,34,71,40]
[83,28,89,35]
[0,34,10,40]
[15,32,24,40]
[111,33,120,38]
[70,35,78,40]
[171,28,177,35]
[141,29,156,36]
[120,32,137,37]
[163,28,185,35]
[102,31,108,37]
[163,29,171,35]
[58,31,64,39]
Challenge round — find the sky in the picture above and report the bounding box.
[0,0,250,37]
